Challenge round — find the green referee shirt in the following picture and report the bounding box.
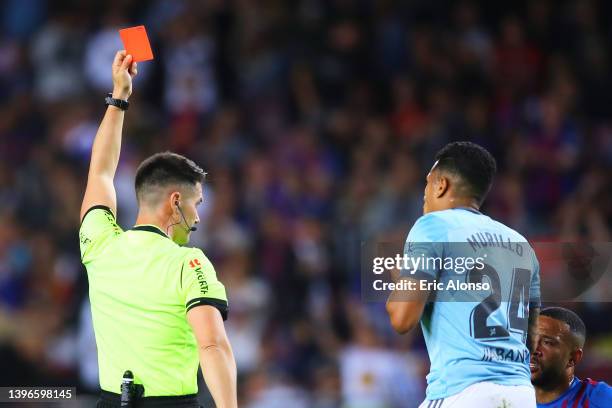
[79,206,228,396]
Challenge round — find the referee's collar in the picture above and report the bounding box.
[132,224,169,239]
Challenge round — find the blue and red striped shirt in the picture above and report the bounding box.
[537,377,612,408]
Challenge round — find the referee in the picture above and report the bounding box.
[79,51,237,407]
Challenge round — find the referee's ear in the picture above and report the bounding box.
[168,191,181,209]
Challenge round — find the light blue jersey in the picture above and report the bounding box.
[403,207,541,400]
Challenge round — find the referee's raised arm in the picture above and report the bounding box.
[80,50,136,222]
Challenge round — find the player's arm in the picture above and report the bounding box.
[187,306,237,408]
[80,50,137,222]
[386,217,439,334]
[386,277,429,334]
[527,306,540,353]
[527,252,542,353]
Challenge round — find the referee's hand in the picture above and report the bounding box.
[112,50,138,100]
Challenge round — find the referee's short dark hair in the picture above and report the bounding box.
[135,152,206,201]
[540,307,586,348]
[433,141,497,205]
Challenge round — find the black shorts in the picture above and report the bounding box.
[97,390,202,407]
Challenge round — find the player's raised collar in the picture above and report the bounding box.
[453,206,482,215]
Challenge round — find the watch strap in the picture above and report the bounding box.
[105,93,129,111]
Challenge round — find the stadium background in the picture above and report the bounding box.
[0,0,611,406]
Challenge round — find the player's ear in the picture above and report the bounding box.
[569,348,583,367]
[434,174,449,198]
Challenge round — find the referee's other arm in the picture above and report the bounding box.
[188,306,238,408]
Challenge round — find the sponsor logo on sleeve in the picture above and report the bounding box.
[189,258,208,295]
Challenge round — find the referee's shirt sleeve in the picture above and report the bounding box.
[181,249,229,320]
[79,205,122,264]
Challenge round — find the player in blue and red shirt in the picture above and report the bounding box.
[532,307,612,408]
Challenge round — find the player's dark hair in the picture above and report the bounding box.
[135,152,206,201]
[433,141,497,204]
[541,307,586,347]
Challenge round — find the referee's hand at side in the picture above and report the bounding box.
[111,50,137,100]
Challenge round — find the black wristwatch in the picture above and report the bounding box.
[105,93,129,111]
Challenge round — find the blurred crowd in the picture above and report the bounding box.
[1,0,611,406]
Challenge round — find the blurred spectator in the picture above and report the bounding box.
[31,11,87,101]
[339,305,424,408]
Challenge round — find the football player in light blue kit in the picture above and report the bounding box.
[386,142,540,407]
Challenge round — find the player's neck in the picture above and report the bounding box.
[445,197,480,212]
[535,376,574,404]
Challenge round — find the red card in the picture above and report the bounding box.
[119,25,154,62]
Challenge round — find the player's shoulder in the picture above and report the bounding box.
[486,215,529,241]
[409,211,450,241]
[586,378,612,403]
[485,215,538,257]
